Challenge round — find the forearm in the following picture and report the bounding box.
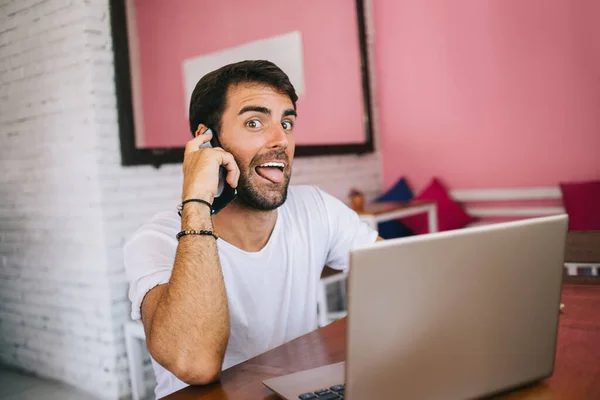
[148,204,229,381]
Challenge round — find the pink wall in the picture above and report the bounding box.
[373,0,600,193]
[132,0,365,148]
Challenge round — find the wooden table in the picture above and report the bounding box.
[357,200,438,233]
[164,281,600,400]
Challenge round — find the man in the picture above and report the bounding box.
[124,60,381,398]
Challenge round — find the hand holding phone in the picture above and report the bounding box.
[198,128,237,214]
[182,127,239,215]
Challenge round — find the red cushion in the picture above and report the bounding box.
[560,180,600,231]
[401,178,475,234]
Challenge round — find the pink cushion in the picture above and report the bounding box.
[401,178,475,234]
[560,180,600,231]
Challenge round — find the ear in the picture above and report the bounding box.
[194,124,209,138]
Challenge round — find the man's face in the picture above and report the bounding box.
[218,82,296,210]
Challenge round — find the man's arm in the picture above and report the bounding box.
[139,130,240,385]
[141,204,228,385]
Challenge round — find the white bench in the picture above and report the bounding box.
[450,186,565,224]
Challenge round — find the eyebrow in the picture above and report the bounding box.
[238,106,270,116]
[283,109,297,118]
[238,106,297,118]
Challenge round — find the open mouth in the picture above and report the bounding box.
[255,161,286,184]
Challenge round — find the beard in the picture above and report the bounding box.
[234,152,292,211]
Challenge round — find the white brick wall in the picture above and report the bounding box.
[0,0,127,398]
[0,0,383,398]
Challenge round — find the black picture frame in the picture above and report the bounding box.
[109,0,375,168]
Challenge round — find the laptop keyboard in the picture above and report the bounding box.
[299,384,344,399]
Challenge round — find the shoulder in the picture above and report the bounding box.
[123,210,180,320]
[282,185,353,224]
[286,185,326,203]
[124,210,180,254]
[287,185,351,210]
[283,185,334,213]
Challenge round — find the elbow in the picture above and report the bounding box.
[147,338,223,385]
[171,358,222,385]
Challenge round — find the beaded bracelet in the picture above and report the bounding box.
[176,229,219,240]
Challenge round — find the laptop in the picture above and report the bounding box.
[263,215,568,400]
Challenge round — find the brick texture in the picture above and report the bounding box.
[0,0,382,398]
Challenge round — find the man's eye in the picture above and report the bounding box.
[246,119,263,129]
[282,121,294,131]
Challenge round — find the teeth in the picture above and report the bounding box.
[259,162,285,168]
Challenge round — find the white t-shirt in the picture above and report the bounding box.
[124,185,378,398]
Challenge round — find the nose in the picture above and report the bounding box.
[266,124,289,150]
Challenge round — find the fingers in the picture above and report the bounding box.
[185,130,213,155]
[219,151,240,188]
[194,125,208,138]
[183,125,239,189]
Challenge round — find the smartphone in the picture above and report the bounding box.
[199,128,237,215]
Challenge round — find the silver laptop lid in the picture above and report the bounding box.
[346,215,568,400]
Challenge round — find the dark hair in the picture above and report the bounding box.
[188,60,298,136]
